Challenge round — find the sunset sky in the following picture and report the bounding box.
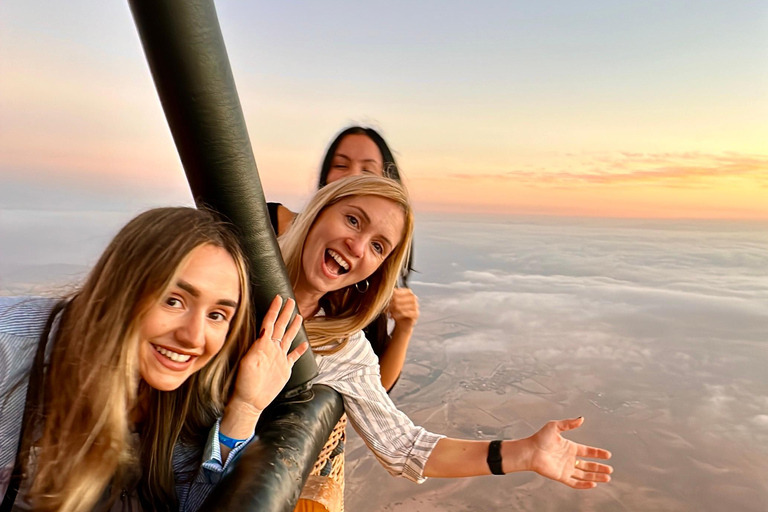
[1,0,767,218]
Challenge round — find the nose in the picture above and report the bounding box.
[175,310,206,349]
[346,234,366,259]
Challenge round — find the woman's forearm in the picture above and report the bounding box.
[219,401,262,460]
[378,321,414,390]
[423,418,612,489]
[423,438,531,478]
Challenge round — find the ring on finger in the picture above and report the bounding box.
[574,460,580,468]
[272,338,283,343]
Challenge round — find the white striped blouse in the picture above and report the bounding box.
[312,329,444,483]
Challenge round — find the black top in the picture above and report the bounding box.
[266,202,281,236]
[266,201,399,392]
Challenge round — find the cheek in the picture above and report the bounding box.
[205,329,230,359]
[360,259,384,281]
[325,170,341,184]
[139,309,163,339]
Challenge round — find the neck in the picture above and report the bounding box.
[293,282,323,318]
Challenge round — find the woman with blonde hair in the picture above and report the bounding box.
[0,207,306,511]
[278,175,613,487]
[269,126,418,391]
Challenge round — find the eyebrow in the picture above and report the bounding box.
[349,205,394,251]
[334,153,381,165]
[177,280,239,308]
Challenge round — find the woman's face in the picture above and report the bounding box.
[325,134,385,184]
[138,244,241,391]
[299,195,405,297]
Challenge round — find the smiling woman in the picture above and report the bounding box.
[0,207,307,512]
[138,244,241,392]
[270,176,613,505]
[268,127,417,395]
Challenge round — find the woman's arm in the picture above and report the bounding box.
[378,288,419,390]
[219,296,307,460]
[313,331,443,482]
[423,417,612,489]
[316,332,612,488]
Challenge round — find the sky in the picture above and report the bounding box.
[1,0,767,218]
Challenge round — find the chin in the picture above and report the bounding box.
[142,374,188,392]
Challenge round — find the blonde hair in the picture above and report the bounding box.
[28,207,252,512]
[279,175,414,352]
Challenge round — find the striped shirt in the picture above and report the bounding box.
[0,297,251,511]
[313,329,444,483]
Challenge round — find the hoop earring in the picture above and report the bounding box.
[355,279,369,293]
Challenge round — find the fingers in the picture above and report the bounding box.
[281,313,303,352]
[287,341,309,365]
[573,460,613,476]
[576,444,612,460]
[259,295,284,342]
[389,288,420,322]
[565,479,598,490]
[556,416,585,432]
[271,297,296,342]
[565,462,613,489]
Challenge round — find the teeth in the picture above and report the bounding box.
[154,345,192,363]
[327,249,350,270]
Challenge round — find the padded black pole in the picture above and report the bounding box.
[129,1,344,510]
[203,385,344,510]
[128,0,315,392]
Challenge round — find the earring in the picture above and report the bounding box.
[355,279,369,293]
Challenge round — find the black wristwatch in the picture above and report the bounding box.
[487,440,504,475]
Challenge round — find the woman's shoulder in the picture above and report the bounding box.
[0,297,59,338]
[316,330,378,368]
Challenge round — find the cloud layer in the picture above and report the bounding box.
[347,214,768,511]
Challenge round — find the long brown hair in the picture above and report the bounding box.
[279,176,414,352]
[28,207,251,512]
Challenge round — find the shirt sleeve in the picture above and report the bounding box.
[312,331,444,483]
[200,417,256,473]
[0,297,58,499]
[175,418,257,512]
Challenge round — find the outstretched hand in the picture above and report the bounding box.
[525,417,613,489]
[229,296,308,415]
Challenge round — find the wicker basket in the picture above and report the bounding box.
[294,414,347,512]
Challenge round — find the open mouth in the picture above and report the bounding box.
[153,344,193,363]
[325,249,350,276]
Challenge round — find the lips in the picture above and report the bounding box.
[151,343,197,371]
[324,249,350,276]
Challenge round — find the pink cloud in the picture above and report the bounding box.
[447,152,768,189]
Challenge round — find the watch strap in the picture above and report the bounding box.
[487,439,504,475]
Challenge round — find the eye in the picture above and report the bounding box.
[346,214,359,227]
[165,296,183,308]
[372,241,384,255]
[208,310,230,323]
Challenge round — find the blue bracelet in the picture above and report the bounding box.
[219,432,247,450]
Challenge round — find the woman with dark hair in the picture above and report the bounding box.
[0,207,306,512]
[268,126,417,391]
